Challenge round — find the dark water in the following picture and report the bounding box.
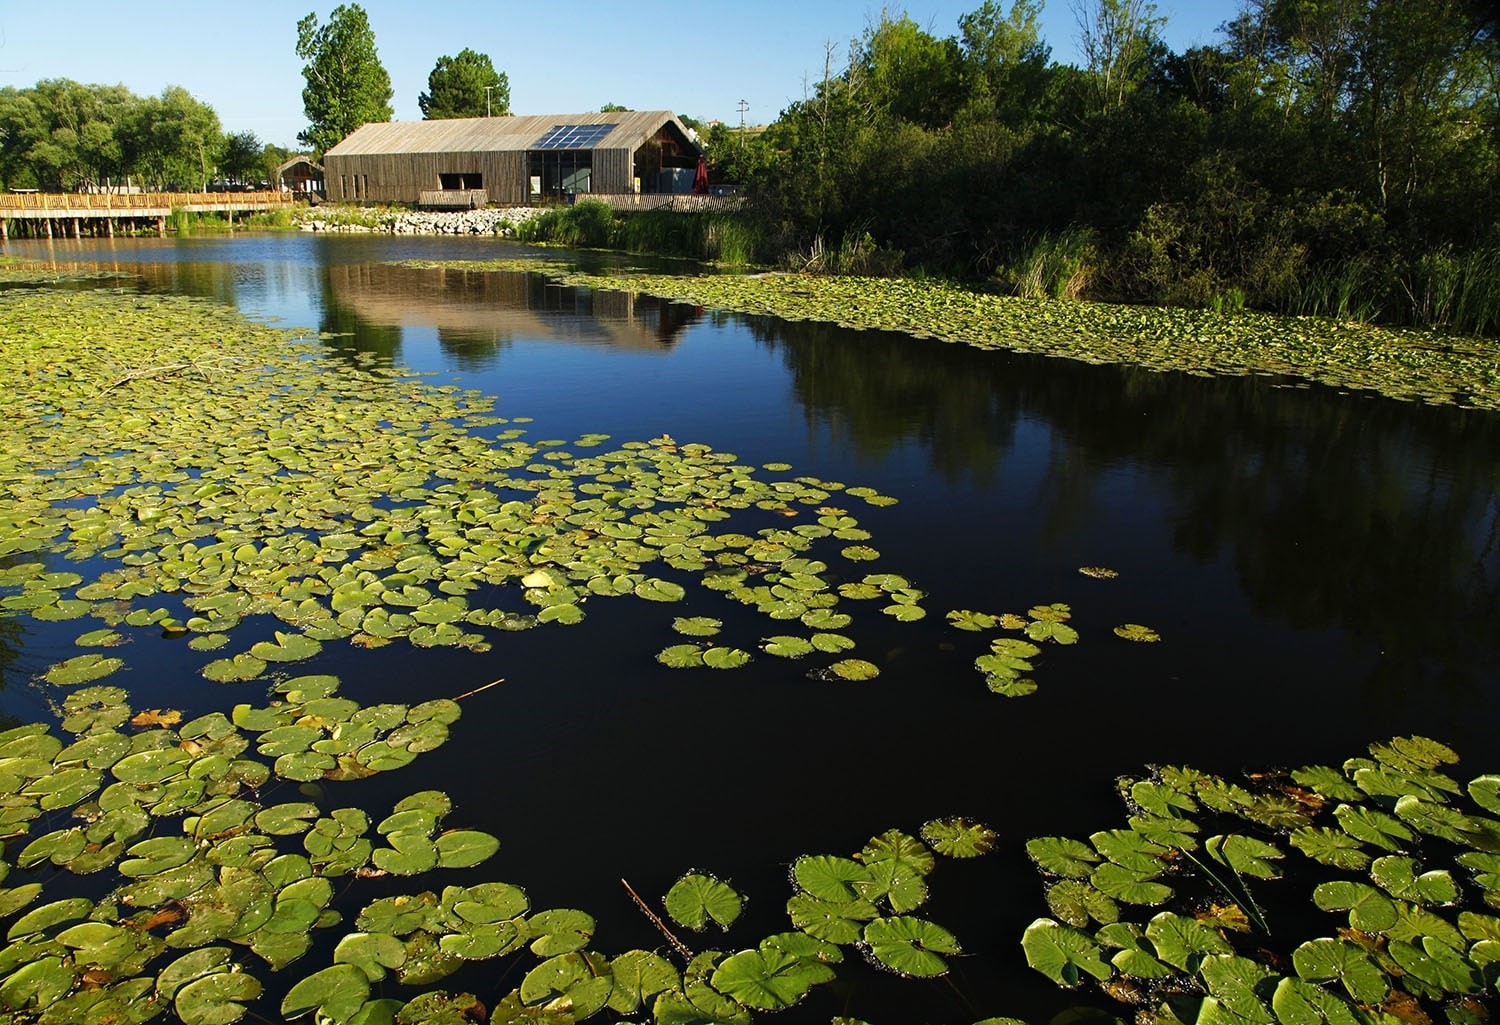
[3,233,1498,1024]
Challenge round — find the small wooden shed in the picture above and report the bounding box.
[321,111,703,206]
[276,155,324,195]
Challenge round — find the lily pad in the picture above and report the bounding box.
[711,947,834,1010]
[665,873,743,932]
[861,915,960,978]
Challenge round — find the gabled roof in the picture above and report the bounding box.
[325,110,701,158]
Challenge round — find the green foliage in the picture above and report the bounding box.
[418,48,509,120]
[1022,735,1500,1025]
[0,79,222,191]
[713,0,1500,333]
[296,4,393,155]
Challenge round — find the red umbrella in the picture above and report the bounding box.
[692,157,709,195]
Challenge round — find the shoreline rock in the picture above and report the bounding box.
[297,208,535,236]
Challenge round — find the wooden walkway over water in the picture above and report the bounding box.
[0,191,295,238]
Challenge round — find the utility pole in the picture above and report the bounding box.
[737,99,749,150]
[484,85,497,117]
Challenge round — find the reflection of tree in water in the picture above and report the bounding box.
[744,315,1019,485]
[316,264,404,365]
[755,316,1500,710]
[436,327,510,371]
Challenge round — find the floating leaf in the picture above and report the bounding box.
[665,873,743,931]
[711,947,834,1010]
[1291,938,1389,1004]
[920,817,997,858]
[657,644,704,669]
[947,609,1000,631]
[702,646,751,669]
[1113,623,1160,642]
[861,916,960,978]
[827,658,879,681]
[280,963,371,1022]
[1021,918,1110,987]
[435,830,500,869]
[44,654,125,686]
[249,631,323,663]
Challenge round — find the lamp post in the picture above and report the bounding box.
[484,85,496,117]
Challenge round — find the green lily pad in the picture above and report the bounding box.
[526,908,595,957]
[1113,623,1160,642]
[702,647,751,669]
[174,968,263,1025]
[334,932,408,983]
[827,658,879,681]
[763,635,815,658]
[634,577,686,602]
[711,947,834,1010]
[671,617,721,637]
[435,830,500,869]
[657,644,704,668]
[249,631,323,663]
[861,915,960,978]
[280,963,371,1022]
[920,817,998,858]
[794,856,873,902]
[665,873,743,932]
[606,950,680,1014]
[202,655,268,684]
[519,951,613,1017]
[1291,938,1389,1004]
[45,654,125,686]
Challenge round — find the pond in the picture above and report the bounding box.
[2,231,1498,1025]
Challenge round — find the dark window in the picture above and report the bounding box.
[439,172,483,190]
[528,151,592,199]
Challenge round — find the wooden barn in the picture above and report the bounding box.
[321,110,703,207]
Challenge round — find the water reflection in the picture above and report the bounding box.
[318,262,699,366]
[751,315,1500,723]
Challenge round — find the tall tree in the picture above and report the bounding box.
[849,11,966,128]
[296,3,393,154]
[957,0,1053,126]
[219,130,264,183]
[419,48,509,119]
[1070,0,1167,113]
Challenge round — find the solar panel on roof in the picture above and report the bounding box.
[533,123,616,150]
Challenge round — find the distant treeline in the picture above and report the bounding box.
[704,0,1500,334]
[0,80,288,193]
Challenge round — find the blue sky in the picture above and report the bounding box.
[0,1,1241,149]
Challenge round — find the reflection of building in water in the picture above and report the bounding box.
[323,263,697,352]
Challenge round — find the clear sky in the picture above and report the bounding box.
[0,1,1241,150]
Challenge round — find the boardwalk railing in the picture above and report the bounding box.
[0,191,295,213]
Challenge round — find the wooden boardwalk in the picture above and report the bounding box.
[0,191,295,238]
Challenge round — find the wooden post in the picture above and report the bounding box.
[43,217,52,238]
[1,219,7,241]
[105,218,114,238]
[157,217,166,238]
[71,218,81,239]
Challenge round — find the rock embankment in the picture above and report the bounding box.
[297,208,535,236]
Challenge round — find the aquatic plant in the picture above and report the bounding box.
[1022,735,1500,1025]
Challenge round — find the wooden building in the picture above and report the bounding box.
[321,110,703,206]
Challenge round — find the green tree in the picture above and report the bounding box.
[1070,0,1167,113]
[418,48,508,119]
[296,3,393,155]
[957,0,1053,126]
[218,130,264,183]
[849,11,966,128]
